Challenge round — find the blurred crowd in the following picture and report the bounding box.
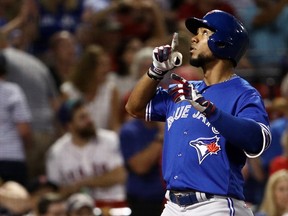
[1,0,288,215]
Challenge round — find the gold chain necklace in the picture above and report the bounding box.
[222,73,237,83]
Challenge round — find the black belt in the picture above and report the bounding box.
[169,190,214,207]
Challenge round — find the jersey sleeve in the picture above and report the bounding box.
[237,89,271,157]
[145,86,171,122]
[208,89,271,158]
[236,90,269,123]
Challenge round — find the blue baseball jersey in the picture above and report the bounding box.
[145,75,270,200]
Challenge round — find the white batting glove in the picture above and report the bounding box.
[168,73,216,117]
[147,33,183,81]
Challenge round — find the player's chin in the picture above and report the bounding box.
[190,57,202,68]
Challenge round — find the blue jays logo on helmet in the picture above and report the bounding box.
[185,10,249,67]
[190,136,221,164]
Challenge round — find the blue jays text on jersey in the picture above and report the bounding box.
[145,75,271,200]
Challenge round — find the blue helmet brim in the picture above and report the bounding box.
[185,17,215,35]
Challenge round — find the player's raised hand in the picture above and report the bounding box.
[168,73,216,117]
[147,33,183,81]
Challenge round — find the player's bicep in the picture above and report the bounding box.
[145,87,170,122]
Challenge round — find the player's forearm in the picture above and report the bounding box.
[78,166,127,188]
[125,73,160,119]
[208,108,270,154]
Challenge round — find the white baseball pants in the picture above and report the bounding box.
[161,191,254,216]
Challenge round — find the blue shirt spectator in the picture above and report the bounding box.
[32,0,84,56]
[239,0,288,67]
[119,119,165,216]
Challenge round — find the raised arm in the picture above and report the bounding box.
[125,74,159,119]
[125,33,183,119]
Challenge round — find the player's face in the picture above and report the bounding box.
[189,27,216,67]
[71,106,96,139]
[274,178,288,210]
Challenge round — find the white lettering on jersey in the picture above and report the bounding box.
[192,111,210,126]
[167,107,219,134]
[167,105,192,130]
[167,116,174,131]
[192,111,219,134]
[174,105,191,120]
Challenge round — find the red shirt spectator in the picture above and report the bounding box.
[269,128,288,175]
[270,156,288,176]
[177,0,236,21]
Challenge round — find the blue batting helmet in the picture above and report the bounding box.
[185,10,249,67]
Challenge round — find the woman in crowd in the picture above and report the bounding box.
[255,169,288,216]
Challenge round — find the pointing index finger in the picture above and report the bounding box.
[171,32,179,51]
[170,73,187,84]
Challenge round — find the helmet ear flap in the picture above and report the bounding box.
[208,32,236,66]
[214,41,226,49]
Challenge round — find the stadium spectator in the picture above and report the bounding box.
[0,0,38,52]
[238,0,288,67]
[0,32,60,179]
[281,68,288,99]
[88,0,169,62]
[0,52,32,186]
[0,181,32,215]
[66,193,94,216]
[261,97,288,173]
[31,0,86,58]
[45,30,78,93]
[119,119,165,216]
[34,192,67,216]
[255,169,288,216]
[26,175,59,211]
[46,99,127,210]
[242,157,266,209]
[176,0,236,31]
[61,45,121,132]
[108,37,143,100]
[269,129,288,175]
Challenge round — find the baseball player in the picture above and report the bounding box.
[125,10,271,216]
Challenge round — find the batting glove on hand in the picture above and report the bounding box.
[147,33,183,81]
[168,73,216,117]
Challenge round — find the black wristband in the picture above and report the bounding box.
[147,70,162,81]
